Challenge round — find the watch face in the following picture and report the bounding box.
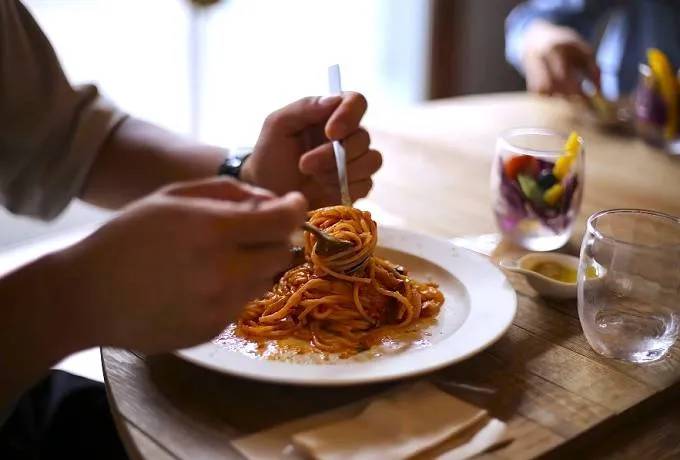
[219,148,252,178]
[225,156,242,168]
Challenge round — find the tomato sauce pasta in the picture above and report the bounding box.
[236,206,444,356]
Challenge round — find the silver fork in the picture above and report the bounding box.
[328,64,352,207]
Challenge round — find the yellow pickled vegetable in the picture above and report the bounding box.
[544,183,564,206]
[563,131,581,156]
[552,155,573,180]
[553,130,581,179]
[648,48,678,140]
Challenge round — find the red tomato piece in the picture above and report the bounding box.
[504,155,539,180]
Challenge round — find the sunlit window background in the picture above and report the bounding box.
[3,0,522,247]
[25,0,432,144]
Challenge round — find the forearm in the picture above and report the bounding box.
[80,117,226,209]
[0,251,90,408]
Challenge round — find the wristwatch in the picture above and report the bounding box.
[218,147,252,180]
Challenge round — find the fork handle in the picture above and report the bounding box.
[332,140,352,207]
[302,222,325,239]
[328,64,352,208]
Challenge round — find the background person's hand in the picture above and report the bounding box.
[61,177,307,354]
[522,20,600,98]
[242,93,383,209]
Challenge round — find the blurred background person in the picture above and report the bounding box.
[505,1,680,100]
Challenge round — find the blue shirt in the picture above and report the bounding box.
[506,0,680,99]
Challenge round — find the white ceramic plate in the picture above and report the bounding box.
[176,226,517,386]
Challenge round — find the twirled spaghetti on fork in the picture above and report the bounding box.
[236,205,445,357]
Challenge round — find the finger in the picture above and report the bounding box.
[348,179,374,202]
[585,58,601,89]
[564,68,584,97]
[545,53,573,96]
[347,149,382,181]
[325,92,368,141]
[299,128,371,174]
[198,270,279,321]
[262,96,342,136]
[220,278,274,321]
[301,124,328,151]
[222,191,309,244]
[572,39,596,65]
[553,54,583,97]
[218,247,293,320]
[568,42,600,90]
[315,149,382,184]
[224,243,293,280]
[526,57,553,96]
[162,177,275,202]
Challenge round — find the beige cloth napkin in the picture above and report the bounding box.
[232,382,508,460]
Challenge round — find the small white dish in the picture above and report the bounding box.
[499,252,581,300]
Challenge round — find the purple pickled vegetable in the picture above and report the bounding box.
[498,158,527,207]
[498,167,528,220]
[499,177,525,210]
[533,207,563,234]
[537,159,555,171]
[561,174,578,214]
[635,82,667,126]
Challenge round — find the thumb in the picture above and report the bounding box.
[263,96,342,135]
[572,40,598,72]
[161,177,275,202]
[570,41,601,91]
[587,60,601,89]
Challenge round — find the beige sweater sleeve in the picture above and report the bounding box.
[0,1,128,221]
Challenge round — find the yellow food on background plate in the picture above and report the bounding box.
[647,48,678,140]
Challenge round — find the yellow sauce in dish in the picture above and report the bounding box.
[529,261,596,284]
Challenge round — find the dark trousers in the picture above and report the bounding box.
[0,370,129,460]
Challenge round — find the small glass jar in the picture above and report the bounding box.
[491,128,585,252]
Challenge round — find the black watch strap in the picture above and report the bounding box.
[218,148,252,180]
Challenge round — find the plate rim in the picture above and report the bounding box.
[175,226,517,386]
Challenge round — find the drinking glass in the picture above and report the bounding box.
[578,209,680,363]
[492,128,585,251]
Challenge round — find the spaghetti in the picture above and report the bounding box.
[236,206,445,356]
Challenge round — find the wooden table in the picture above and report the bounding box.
[96,93,680,459]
